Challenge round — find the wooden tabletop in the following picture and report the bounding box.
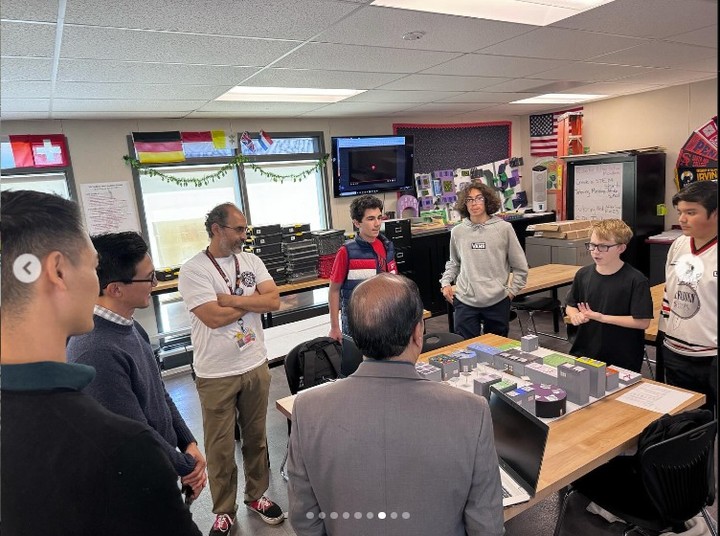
[516,263,582,296]
[275,332,704,522]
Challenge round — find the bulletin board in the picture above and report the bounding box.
[394,122,511,174]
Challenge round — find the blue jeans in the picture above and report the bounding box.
[453,296,511,339]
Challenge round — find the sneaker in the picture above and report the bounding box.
[245,496,285,525]
[209,513,235,536]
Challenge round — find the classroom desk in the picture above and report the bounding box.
[275,332,704,522]
[447,263,582,334]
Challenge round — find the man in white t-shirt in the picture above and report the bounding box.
[178,203,284,536]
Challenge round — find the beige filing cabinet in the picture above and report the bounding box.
[525,236,593,268]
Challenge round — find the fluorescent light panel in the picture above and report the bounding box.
[216,86,365,103]
[511,93,606,104]
[371,0,616,26]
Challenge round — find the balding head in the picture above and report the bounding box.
[348,273,424,360]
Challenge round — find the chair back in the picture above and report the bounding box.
[340,336,363,377]
[640,419,717,527]
[421,332,464,353]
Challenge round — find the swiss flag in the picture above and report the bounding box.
[29,134,68,167]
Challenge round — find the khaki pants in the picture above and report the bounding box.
[196,362,271,515]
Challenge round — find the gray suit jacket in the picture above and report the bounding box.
[288,359,504,536]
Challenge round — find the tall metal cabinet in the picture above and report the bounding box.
[565,150,666,277]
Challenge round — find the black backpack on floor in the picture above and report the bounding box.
[285,337,343,393]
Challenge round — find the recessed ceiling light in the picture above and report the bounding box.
[511,93,606,104]
[215,86,366,103]
[371,0,616,26]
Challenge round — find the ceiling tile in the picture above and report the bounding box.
[532,61,659,82]
[1,99,50,112]
[377,74,509,92]
[562,80,664,96]
[681,57,719,73]
[422,54,566,78]
[1,0,59,22]
[552,0,717,39]
[64,0,358,40]
[1,81,53,99]
[300,101,416,116]
[51,111,189,119]
[592,41,718,68]
[313,5,534,53]
[401,102,491,113]
[478,78,559,92]
[476,103,558,115]
[0,57,53,81]
[57,59,261,85]
[665,25,718,48]
[614,69,716,87]
[1,22,56,57]
[242,68,404,89]
[0,111,51,120]
[343,89,464,103]
[196,101,327,114]
[438,92,536,104]
[477,27,646,61]
[60,26,301,66]
[272,42,461,73]
[53,81,230,100]
[51,99,207,112]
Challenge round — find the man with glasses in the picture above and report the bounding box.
[178,203,285,536]
[68,231,208,501]
[440,181,528,338]
[565,219,653,372]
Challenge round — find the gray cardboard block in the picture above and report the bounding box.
[609,365,642,386]
[467,343,502,365]
[507,385,535,411]
[557,363,590,405]
[521,334,539,352]
[605,368,620,391]
[415,362,442,382]
[525,362,558,385]
[490,379,518,395]
[473,373,502,399]
[574,357,607,398]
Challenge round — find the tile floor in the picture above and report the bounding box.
[164,310,717,536]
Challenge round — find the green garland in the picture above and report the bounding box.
[123,153,329,187]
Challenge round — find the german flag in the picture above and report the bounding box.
[132,131,185,164]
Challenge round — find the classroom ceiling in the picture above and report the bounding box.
[1,0,717,120]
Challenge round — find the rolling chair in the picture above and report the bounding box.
[554,412,718,536]
[422,332,464,353]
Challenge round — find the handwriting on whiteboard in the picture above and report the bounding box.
[573,163,623,220]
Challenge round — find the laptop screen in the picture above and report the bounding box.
[489,392,550,494]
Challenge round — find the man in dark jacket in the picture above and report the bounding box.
[0,190,201,536]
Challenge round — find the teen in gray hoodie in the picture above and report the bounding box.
[440,181,528,338]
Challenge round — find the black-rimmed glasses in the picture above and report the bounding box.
[465,196,485,205]
[106,272,158,287]
[585,243,621,252]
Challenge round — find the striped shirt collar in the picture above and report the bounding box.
[94,304,133,326]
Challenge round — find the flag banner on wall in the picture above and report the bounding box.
[1,135,68,169]
[240,131,256,153]
[529,107,583,157]
[132,131,185,164]
[181,131,234,158]
[257,130,274,151]
[674,115,717,190]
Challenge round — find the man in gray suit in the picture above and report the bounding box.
[287,273,504,536]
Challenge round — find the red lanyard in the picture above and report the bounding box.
[205,248,242,295]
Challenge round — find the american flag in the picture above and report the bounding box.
[529,107,583,157]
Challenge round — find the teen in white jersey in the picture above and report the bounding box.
[659,180,717,413]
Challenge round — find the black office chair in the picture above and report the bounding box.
[511,296,567,340]
[341,335,363,377]
[422,332,465,353]
[554,412,718,536]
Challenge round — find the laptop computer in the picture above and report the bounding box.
[488,391,550,507]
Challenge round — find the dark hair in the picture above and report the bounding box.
[92,232,149,295]
[348,273,424,360]
[672,180,717,216]
[205,203,237,238]
[454,181,501,218]
[1,190,86,311]
[350,195,383,223]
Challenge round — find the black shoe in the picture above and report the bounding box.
[245,496,285,525]
[209,513,235,535]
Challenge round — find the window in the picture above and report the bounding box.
[0,172,74,198]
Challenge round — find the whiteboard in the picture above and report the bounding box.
[573,163,623,220]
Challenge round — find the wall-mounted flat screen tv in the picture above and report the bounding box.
[331,135,414,198]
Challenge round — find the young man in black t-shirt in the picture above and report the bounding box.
[565,219,653,372]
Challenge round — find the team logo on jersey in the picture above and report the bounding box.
[671,282,701,320]
[471,242,487,250]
